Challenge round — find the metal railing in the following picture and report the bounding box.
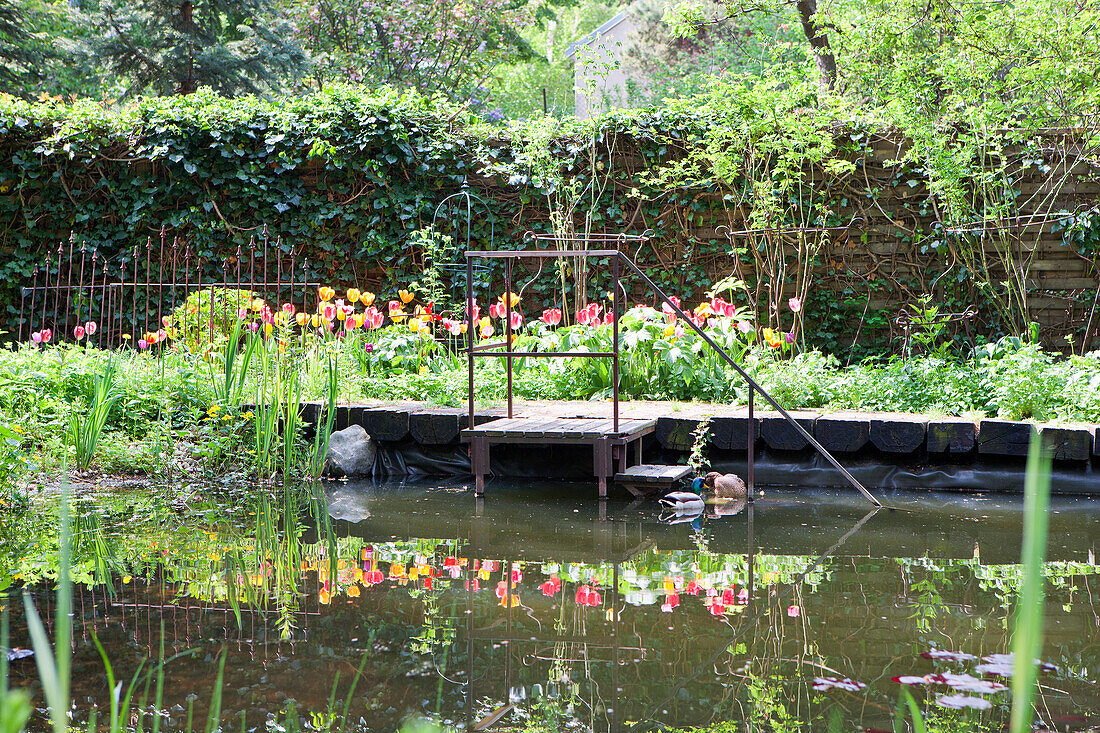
[465,246,883,508]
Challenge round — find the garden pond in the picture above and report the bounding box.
[4,481,1100,732]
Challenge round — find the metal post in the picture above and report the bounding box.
[467,254,475,430]
[747,386,754,501]
[612,254,620,433]
[505,257,513,419]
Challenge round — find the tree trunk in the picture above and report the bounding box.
[795,0,836,92]
[178,2,195,94]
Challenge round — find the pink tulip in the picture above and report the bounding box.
[85,321,97,335]
[41,328,51,342]
[788,297,802,313]
[442,318,463,336]
[31,331,42,344]
[138,339,149,349]
[602,312,614,325]
[248,322,259,332]
[468,303,481,323]
[282,303,296,315]
[489,302,505,320]
[157,328,167,342]
[737,320,752,333]
[509,311,523,330]
[162,315,172,328]
[661,296,681,316]
[322,304,336,321]
[237,308,248,319]
[787,605,801,617]
[74,325,85,339]
[539,308,562,326]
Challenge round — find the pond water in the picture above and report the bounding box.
[5,481,1100,732]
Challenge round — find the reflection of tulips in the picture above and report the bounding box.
[575,585,602,607]
[539,576,561,597]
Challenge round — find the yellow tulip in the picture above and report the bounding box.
[360,291,376,307]
[347,288,361,303]
[409,319,423,333]
[355,313,365,328]
[310,314,321,328]
[296,312,308,326]
[251,298,265,312]
[319,286,335,302]
[399,289,414,304]
[337,309,347,321]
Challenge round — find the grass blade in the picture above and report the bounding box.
[1009,430,1052,733]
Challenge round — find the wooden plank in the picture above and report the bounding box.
[927,418,977,454]
[816,416,870,452]
[1038,426,1093,462]
[870,416,927,454]
[977,419,1033,457]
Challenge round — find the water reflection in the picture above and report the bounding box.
[5,481,1100,731]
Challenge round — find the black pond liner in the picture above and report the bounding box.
[370,439,1098,494]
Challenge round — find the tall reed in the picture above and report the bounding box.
[1009,430,1052,732]
[68,358,120,471]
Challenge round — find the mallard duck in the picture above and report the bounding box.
[705,471,747,500]
[658,477,706,512]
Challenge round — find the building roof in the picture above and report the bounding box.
[563,10,630,60]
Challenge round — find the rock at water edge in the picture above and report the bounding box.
[326,425,377,477]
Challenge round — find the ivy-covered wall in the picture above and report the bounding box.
[1,87,1097,354]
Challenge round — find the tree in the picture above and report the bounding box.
[0,0,50,98]
[80,0,308,97]
[281,0,552,102]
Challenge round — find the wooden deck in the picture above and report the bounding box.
[462,416,657,497]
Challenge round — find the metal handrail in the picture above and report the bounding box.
[464,246,883,508]
[614,253,882,508]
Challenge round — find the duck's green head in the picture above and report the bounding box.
[691,476,705,493]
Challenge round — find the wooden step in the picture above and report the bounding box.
[615,464,693,498]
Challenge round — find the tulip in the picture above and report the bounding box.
[787,605,801,617]
[540,308,562,326]
[138,338,149,349]
[162,315,172,328]
[282,303,296,315]
[157,328,167,342]
[237,308,248,320]
[399,289,414,304]
[509,310,523,330]
[31,331,42,344]
[347,288,361,303]
[296,312,308,326]
[409,319,424,333]
[85,321,97,336]
[788,297,802,313]
[73,325,85,339]
[489,302,505,320]
[322,304,337,321]
[478,317,494,339]
[442,318,463,336]
[360,291,376,307]
[736,320,752,334]
[319,286,335,302]
[251,298,264,312]
[347,585,361,597]
[661,296,681,316]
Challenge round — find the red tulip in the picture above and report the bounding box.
[540,308,562,326]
